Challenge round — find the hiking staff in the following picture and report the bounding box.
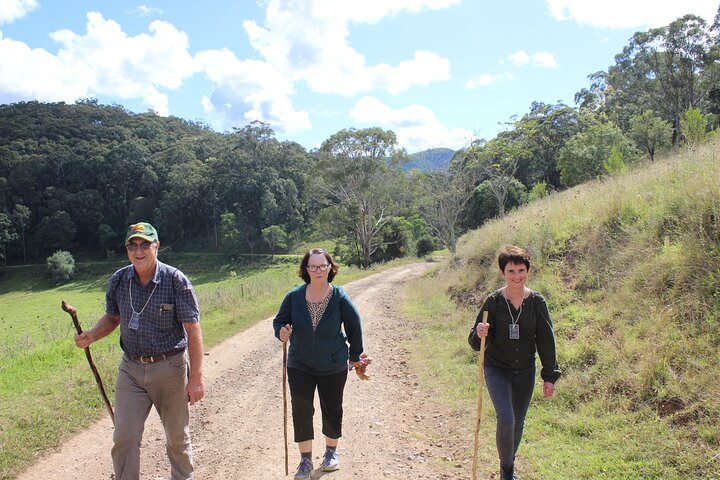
[471,310,488,480]
[283,339,289,476]
[62,300,115,425]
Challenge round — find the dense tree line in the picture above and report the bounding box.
[0,101,317,263]
[0,11,718,267]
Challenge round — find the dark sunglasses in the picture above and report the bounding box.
[125,241,154,252]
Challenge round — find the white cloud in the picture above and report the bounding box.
[0,31,84,104]
[508,51,530,66]
[350,96,472,151]
[242,0,453,96]
[465,72,514,89]
[129,5,165,18]
[0,12,198,115]
[0,0,38,25]
[508,50,558,68]
[196,49,311,134]
[545,0,718,28]
[532,51,558,68]
[330,0,462,24]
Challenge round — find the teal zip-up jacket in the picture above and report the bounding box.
[273,284,364,375]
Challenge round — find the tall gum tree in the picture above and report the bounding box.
[316,127,404,269]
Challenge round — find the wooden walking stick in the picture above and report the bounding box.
[62,300,115,425]
[282,339,289,476]
[472,310,488,480]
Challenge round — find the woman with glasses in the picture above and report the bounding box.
[273,248,369,480]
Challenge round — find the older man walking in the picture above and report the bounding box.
[75,222,204,479]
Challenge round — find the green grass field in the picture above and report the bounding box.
[0,252,414,479]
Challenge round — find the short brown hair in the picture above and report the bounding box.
[498,245,531,272]
[298,248,340,283]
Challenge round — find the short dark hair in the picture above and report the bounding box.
[298,248,340,283]
[498,245,531,272]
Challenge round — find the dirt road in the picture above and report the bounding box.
[19,262,473,480]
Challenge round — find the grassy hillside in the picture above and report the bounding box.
[403,141,720,479]
[0,253,413,479]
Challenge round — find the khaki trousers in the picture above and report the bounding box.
[112,352,193,480]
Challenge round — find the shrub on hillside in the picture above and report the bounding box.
[681,106,709,146]
[47,250,76,283]
[416,236,437,257]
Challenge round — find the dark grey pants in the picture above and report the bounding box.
[484,365,536,473]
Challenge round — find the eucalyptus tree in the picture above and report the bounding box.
[10,204,30,262]
[156,158,214,243]
[101,139,157,227]
[316,127,405,268]
[606,14,719,142]
[0,213,17,266]
[467,136,527,218]
[211,122,310,254]
[510,102,580,188]
[628,109,673,161]
[558,121,640,187]
[412,150,480,255]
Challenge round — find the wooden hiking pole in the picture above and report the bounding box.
[282,340,289,476]
[62,300,115,425]
[472,310,488,480]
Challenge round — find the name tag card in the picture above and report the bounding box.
[129,311,141,330]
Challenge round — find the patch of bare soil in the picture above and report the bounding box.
[19,262,476,480]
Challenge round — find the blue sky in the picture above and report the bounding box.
[1,0,717,153]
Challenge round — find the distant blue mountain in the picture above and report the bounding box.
[404,147,455,172]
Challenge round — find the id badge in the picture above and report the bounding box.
[509,323,520,340]
[129,311,141,330]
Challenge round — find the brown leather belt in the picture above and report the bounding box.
[130,348,185,364]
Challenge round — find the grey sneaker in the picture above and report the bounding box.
[294,457,313,480]
[321,448,340,472]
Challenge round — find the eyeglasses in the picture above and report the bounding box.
[306,264,330,272]
[126,241,154,252]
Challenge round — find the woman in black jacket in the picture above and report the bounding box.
[469,245,561,480]
[274,248,369,480]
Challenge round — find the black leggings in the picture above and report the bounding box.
[287,367,348,443]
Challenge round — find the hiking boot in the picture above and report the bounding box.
[321,448,340,472]
[501,466,517,480]
[294,457,313,480]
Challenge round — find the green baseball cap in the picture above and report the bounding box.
[125,222,159,243]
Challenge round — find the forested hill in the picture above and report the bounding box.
[404,147,455,171]
[0,100,316,263]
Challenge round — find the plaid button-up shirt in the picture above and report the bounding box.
[106,261,200,357]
